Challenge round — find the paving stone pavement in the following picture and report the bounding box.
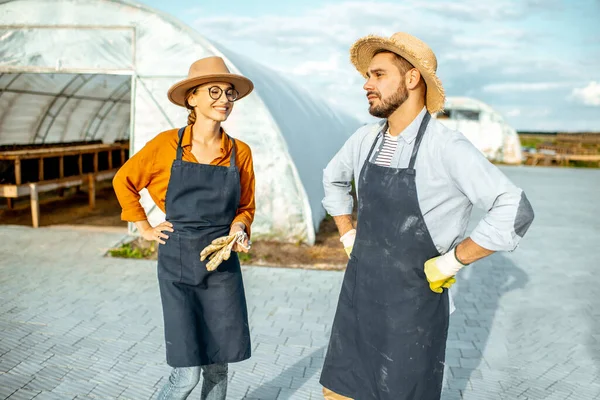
[0,166,599,400]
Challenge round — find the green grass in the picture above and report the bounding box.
[108,242,154,259]
[570,161,600,168]
[519,137,555,148]
[237,252,253,263]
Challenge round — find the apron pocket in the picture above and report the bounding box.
[179,234,208,285]
[157,233,182,282]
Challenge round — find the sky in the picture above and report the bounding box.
[140,0,600,132]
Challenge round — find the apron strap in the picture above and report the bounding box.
[176,127,186,161]
[176,127,236,168]
[365,122,389,162]
[408,112,431,170]
[228,135,237,170]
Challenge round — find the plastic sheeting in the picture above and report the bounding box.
[0,0,360,244]
[434,97,523,164]
[0,73,131,144]
[1,27,134,71]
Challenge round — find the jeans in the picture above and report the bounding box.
[156,363,228,400]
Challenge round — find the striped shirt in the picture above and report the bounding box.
[373,132,398,167]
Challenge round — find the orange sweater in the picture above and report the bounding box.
[113,125,255,236]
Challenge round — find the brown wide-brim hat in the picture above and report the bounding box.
[167,56,254,107]
[350,32,445,113]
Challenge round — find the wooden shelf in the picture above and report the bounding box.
[1,141,129,228]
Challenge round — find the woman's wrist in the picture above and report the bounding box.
[134,219,152,234]
[231,221,246,232]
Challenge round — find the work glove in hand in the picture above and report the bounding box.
[201,231,247,271]
[344,246,353,258]
[340,229,356,259]
[200,234,233,262]
[424,247,467,293]
[206,237,236,271]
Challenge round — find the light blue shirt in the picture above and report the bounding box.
[322,107,534,255]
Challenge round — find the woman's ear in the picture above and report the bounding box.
[187,93,197,108]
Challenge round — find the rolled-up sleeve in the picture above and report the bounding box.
[322,135,357,216]
[442,136,534,251]
[232,144,255,238]
[112,141,157,222]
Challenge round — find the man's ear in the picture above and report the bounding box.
[406,68,422,90]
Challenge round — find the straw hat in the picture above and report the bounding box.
[167,56,254,107]
[350,32,445,113]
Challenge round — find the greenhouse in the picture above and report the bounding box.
[0,0,359,244]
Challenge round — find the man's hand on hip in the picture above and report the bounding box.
[424,247,466,293]
[340,229,356,259]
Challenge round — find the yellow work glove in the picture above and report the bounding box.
[424,247,467,293]
[200,235,231,261]
[344,246,353,258]
[200,232,247,271]
[340,229,356,259]
[206,236,237,271]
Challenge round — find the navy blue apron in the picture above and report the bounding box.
[320,113,449,399]
[157,127,251,367]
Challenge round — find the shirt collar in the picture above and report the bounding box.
[182,125,230,155]
[386,106,428,144]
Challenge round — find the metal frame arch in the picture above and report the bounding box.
[32,74,93,143]
[89,86,131,141]
[60,96,84,142]
[0,73,23,129]
[82,77,131,141]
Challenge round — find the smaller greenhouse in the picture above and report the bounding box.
[435,97,523,164]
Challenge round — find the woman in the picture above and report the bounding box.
[113,56,255,400]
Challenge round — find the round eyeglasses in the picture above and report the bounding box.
[207,86,239,102]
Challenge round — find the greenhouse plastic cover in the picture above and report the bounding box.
[0,0,361,244]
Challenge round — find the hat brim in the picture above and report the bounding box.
[350,35,445,113]
[167,73,254,107]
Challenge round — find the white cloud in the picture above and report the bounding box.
[482,82,573,93]
[186,0,599,130]
[528,108,552,118]
[421,0,523,21]
[193,1,531,120]
[421,0,563,21]
[497,106,550,121]
[292,53,342,76]
[450,36,518,49]
[570,81,600,106]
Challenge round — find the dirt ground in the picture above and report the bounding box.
[1,186,350,270]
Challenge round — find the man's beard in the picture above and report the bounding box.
[368,83,409,118]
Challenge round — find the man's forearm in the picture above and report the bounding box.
[455,237,495,265]
[333,215,354,237]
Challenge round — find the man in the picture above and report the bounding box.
[319,32,534,400]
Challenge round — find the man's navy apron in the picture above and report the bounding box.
[157,127,251,367]
[320,113,449,399]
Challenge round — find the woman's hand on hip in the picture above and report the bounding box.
[229,222,251,253]
[141,221,174,245]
